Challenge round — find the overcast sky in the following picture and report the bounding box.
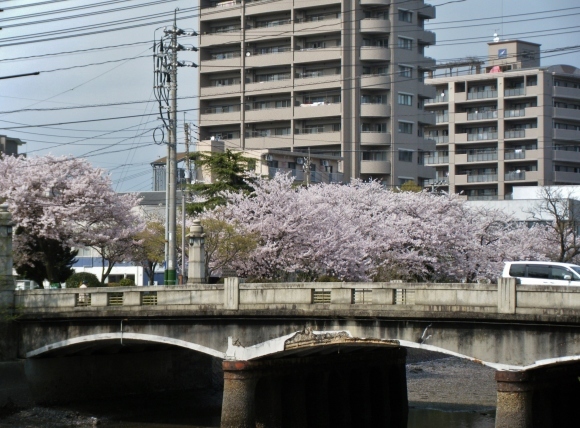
[1,0,578,193]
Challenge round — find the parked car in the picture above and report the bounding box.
[502,261,580,286]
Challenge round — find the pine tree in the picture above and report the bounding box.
[187,149,255,215]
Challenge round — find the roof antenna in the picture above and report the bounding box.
[493,30,500,43]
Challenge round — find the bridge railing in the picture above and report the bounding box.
[13,278,580,317]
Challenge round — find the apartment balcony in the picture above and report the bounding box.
[417,111,436,126]
[361,132,391,145]
[505,149,541,161]
[554,171,580,184]
[201,83,242,97]
[294,103,341,119]
[295,0,340,7]
[360,103,391,117]
[554,86,580,100]
[200,31,241,47]
[360,46,391,62]
[419,3,436,19]
[200,55,241,73]
[505,129,538,140]
[245,50,292,68]
[245,134,293,149]
[504,170,542,182]
[295,15,341,35]
[467,195,498,201]
[246,77,292,94]
[245,0,292,16]
[553,149,580,163]
[554,107,580,122]
[294,130,341,146]
[553,128,580,142]
[504,88,525,97]
[425,94,448,105]
[361,74,390,90]
[360,0,390,6]
[199,109,241,126]
[294,73,341,91]
[423,154,449,165]
[455,174,498,185]
[454,132,497,142]
[459,152,498,163]
[423,178,448,187]
[467,111,498,121]
[294,47,341,63]
[246,22,292,41]
[504,106,542,118]
[417,30,436,45]
[360,160,391,175]
[426,135,449,144]
[360,18,390,34]
[199,137,241,148]
[467,91,498,100]
[200,1,241,22]
[245,106,292,122]
[435,114,449,123]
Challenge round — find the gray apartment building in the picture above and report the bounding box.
[423,40,580,200]
[198,0,437,187]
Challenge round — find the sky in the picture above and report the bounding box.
[1,0,579,193]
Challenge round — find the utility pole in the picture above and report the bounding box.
[304,148,312,187]
[154,10,197,285]
[181,120,191,284]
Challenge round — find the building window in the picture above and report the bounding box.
[399,65,412,78]
[398,37,413,50]
[398,9,412,23]
[398,150,413,162]
[398,121,413,134]
[363,151,388,161]
[398,93,413,106]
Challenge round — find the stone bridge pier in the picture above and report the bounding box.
[221,347,408,428]
[495,363,580,428]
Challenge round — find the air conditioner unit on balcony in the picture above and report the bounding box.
[321,160,330,167]
[296,157,304,165]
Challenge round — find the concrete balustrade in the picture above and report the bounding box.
[14,278,580,318]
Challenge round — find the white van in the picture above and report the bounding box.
[502,261,580,286]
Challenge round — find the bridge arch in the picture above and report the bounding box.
[26,333,226,359]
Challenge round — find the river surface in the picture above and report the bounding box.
[52,389,495,428]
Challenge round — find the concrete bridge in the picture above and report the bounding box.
[3,278,580,428]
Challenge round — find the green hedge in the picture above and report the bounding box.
[65,272,100,288]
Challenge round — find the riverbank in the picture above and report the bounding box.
[407,350,497,413]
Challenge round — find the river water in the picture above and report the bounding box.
[59,390,495,428]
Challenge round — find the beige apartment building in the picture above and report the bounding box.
[198,0,437,187]
[424,40,580,200]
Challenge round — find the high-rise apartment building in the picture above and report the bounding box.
[198,0,437,186]
[424,40,580,200]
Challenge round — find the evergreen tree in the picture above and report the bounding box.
[187,149,255,215]
[15,235,78,287]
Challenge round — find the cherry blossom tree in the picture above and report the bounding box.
[208,173,549,282]
[0,154,144,285]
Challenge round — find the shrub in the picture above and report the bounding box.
[65,272,100,288]
[118,278,135,287]
[316,275,340,282]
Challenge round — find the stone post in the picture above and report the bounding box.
[0,204,15,307]
[187,219,206,285]
[495,371,533,428]
[221,361,259,428]
[498,277,517,314]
